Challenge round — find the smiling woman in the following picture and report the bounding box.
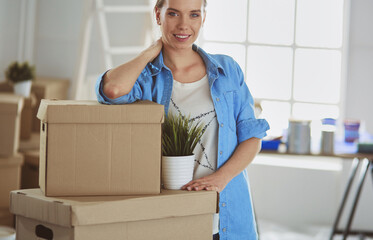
[96,0,269,239]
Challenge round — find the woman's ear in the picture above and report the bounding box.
[155,7,161,25]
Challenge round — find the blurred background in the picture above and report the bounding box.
[0,0,373,239]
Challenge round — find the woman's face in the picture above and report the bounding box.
[156,0,205,50]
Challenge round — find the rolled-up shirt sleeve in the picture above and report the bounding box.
[234,62,270,144]
[95,70,144,105]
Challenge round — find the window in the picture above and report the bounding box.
[199,0,347,137]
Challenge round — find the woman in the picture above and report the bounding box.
[96,0,269,239]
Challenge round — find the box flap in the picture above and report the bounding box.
[37,100,164,124]
[10,189,217,227]
[0,93,24,114]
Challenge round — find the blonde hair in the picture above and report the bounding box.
[154,0,207,11]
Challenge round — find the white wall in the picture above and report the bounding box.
[249,154,373,230]
[0,1,22,78]
[345,0,373,134]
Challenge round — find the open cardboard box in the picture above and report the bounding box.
[10,189,218,240]
[37,100,164,196]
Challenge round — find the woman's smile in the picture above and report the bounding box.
[174,34,191,42]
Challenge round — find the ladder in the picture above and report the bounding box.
[72,0,156,100]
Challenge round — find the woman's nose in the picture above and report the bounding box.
[177,15,189,30]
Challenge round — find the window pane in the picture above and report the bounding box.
[203,0,247,42]
[292,103,339,120]
[296,0,344,48]
[248,0,295,45]
[247,46,293,100]
[202,43,246,74]
[294,49,341,104]
[260,101,291,137]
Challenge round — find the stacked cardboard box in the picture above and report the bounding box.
[21,150,39,189]
[10,100,218,239]
[10,189,217,239]
[37,100,164,196]
[0,82,36,140]
[0,93,25,227]
[18,132,40,153]
[0,93,24,156]
[0,77,70,138]
[30,77,70,132]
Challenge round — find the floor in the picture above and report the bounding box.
[258,219,373,240]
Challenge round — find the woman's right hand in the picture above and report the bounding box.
[143,38,163,62]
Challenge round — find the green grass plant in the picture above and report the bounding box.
[162,113,205,156]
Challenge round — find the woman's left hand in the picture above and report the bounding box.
[181,171,230,193]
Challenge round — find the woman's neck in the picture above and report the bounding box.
[162,45,198,71]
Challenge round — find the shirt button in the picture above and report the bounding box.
[220,151,223,155]
[222,228,227,232]
[216,97,220,102]
[220,123,224,127]
[222,203,226,207]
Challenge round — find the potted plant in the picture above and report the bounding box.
[162,112,205,190]
[5,61,35,97]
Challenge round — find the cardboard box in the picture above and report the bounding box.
[31,76,70,132]
[0,93,24,157]
[21,150,40,189]
[0,81,13,92]
[37,100,164,196]
[0,154,23,208]
[20,93,37,140]
[19,133,40,153]
[0,208,14,227]
[11,189,217,240]
[0,82,38,141]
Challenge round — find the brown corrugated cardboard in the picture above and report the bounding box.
[0,93,24,157]
[21,150,39,189]
[20,93,37,140]
[0,208,14,227]
[0,81,13,92]
[37,100,164,196]
[0,154,23,208]
[31,76,70,132]
[19,133,40,153]
[0,83,37,141]
[11,189,217,240]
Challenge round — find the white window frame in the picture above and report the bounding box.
[198,0,351,134]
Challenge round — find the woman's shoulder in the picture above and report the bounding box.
[206,52,236,65]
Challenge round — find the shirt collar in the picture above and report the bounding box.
[148,44,226,77]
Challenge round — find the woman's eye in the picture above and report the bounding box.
[168,12,177,16]
[191,14,200,18]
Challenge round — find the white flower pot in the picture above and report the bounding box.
[13,80,32,97]
[162,155,195,190]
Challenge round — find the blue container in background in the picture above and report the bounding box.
[344,120,360,143]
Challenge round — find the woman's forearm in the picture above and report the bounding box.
[182,137,262,192]
[103,39,162,99]
[216,137,262,183]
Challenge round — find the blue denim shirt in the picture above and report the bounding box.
[96,45,269,240]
